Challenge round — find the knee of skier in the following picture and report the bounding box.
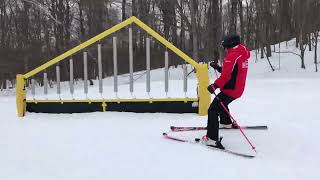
[209,101,220,112]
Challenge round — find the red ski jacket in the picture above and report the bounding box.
[214,44,250,99]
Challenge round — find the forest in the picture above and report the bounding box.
[0,0,319,89]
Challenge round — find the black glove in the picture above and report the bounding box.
[209,62,222,73]
[210,62,219,69]
[207,83,219,94]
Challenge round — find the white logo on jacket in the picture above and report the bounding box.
[242,60,248,69]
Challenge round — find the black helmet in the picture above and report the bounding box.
[221,34,241,49]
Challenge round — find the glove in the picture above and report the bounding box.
[207,83,219,94]
[209,62,222,73]
[209,62,220,70]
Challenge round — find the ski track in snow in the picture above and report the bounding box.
[1,39,320,180]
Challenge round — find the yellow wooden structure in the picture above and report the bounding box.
[16,16,210,117]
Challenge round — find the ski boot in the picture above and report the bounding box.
[201,135,225,149]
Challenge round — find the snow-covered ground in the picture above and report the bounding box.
[1,39,320,180]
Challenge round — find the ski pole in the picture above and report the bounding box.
[212,90,257,153]
[213,67,218,78]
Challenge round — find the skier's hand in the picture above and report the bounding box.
[207,83,219,94]
[209,62,220,70]
[209,61,222,73]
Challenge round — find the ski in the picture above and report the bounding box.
[170,125,268,132]
[163,133,255,158]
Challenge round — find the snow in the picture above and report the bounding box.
[1,39,320,180]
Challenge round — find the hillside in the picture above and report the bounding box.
[0,39,320,180]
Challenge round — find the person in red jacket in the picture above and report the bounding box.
[201,34,251,149]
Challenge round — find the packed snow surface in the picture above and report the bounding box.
[1,40,320,180]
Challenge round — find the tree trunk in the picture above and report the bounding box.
[301,50,306,69]
[190,0,199,61]
[300,31,306,69]
[238,0,244,41]
[122,0,126,21]
[264,0,272,57]
[78,1,85,41]
[314,32,318,72]
[308,33,312,51]
[2,78,6,89]
[266,45,272,57]
[180,7,185,52]
[229,0,237,34]
[260,47,264,59]
[132,0,136,16]
[245,0,250,46]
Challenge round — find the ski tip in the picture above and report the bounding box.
[170,126,174,130]
[162,132,167,136]
[195,138,200,142]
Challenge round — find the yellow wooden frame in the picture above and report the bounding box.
[16,16,210,117]
[26,98,198,103]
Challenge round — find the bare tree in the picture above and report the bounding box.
[294,0,309,69]
[189,0,199,61]
[312,31,318,72]
[122,0,126,21]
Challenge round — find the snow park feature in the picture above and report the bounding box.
[16,16,210,117]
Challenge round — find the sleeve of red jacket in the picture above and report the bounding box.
[214,51,241,88]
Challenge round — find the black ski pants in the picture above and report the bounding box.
[207,92,235,141]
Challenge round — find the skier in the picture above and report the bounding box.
[201,34,251,149]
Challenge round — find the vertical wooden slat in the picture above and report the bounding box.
[44,73,48,95]
[165,51,169,94]
[31,79,35,98]
[146,37,150,93]
[98,44,103,94]
[129,27,133,93]
[69,58,74,95]
[183,64,187,95]
[113,37,118,93]
[56,65,61,95]
[83,52,88,95]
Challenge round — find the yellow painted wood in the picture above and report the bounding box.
[24,17,135,79]
[102,102,107,112]
[26,98,198,103]
[196,64,210,116]
[16,74,26,117]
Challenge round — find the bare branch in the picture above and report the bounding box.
[273,51,302,58]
